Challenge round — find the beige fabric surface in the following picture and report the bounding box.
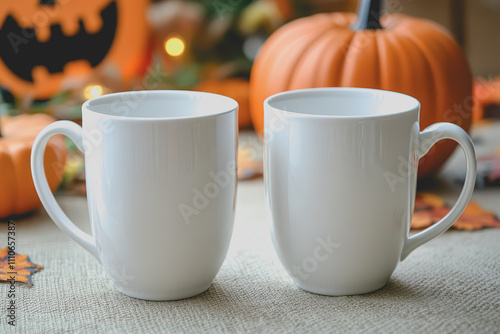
[2,122,500,333]
[1,177,499,333]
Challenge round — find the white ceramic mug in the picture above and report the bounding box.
[31,91,238,300]
[264,88,476,296]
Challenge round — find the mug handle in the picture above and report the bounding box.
[401,122,477,261]
[31,121,100,263]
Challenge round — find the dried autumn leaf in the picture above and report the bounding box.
[414,193,446,211]
[0,247,43,287]
[452,203,500,230]
[411,193,445,229]
[411,193,500,230]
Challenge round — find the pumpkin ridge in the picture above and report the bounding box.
[374,32,394,89]
[400,29,453,124]
[265,23,328,90]
[322,29,356,87]
[293,25,354,88]
[333,32,357,87]
[392,30,438,121]
[376,33,414,95]
[340,30,380,87]
[285,22,344,91]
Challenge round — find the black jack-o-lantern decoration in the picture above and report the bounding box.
[0,0,149,99]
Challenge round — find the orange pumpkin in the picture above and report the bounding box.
[0,114,67,219]
[0,0,149,99]
[195,78,253,129]
[250,0,473,178]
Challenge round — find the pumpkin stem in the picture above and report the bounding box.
[351,0,383,30]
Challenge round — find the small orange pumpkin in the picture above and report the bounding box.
[0,113,67,219]
[195,78,253,129]
[250,0,473,178]
[0,0,149,99]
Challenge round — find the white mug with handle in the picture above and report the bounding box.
[264,87,476,296]
[32,90,238,301]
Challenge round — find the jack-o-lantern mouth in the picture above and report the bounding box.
[0,1,117,83]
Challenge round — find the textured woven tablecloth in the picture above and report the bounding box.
[2,122,500,333]
[1,177,499,334]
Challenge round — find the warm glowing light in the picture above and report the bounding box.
[84,85,104,99]
[165,37,185,57]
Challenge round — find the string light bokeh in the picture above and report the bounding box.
[83,85,104,99]
[165,37,185,57]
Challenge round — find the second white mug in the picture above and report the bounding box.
[264,88,476,296]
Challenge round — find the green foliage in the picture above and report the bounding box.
[0,88,14,116]
[194,0,253,19]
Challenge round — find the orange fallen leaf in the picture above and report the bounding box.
[0,247,43,287]
[411,193,500,230]
[452,202,500,230]
[414,193,445,211]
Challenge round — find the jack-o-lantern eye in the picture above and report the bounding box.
[0,1,117,83]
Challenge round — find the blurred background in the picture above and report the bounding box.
[398,0,500,77]
[0,0,499,220]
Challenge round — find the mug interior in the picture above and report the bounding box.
[84,90,238,119]
[266,88,419,117]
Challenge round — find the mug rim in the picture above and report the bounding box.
[264,87,420,119]
[82,90,238,121]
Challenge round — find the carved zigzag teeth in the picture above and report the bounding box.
[81,14,103,34]
[35,24,51,43]
[32,8,104,42]
[59,16,80,37]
